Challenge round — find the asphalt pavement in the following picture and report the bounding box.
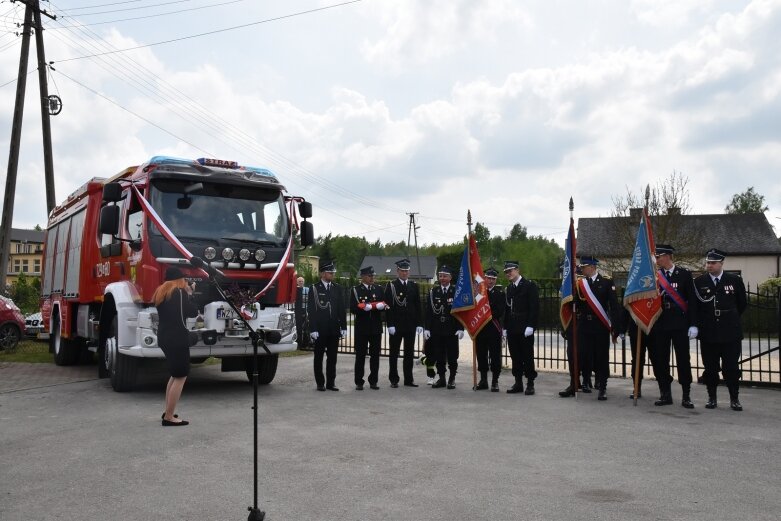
[1,355,780,521]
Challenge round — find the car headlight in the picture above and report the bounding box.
[239,248,251,261]
[221,247,234,261]
[204,247,217,260]
[277,312,294,336]
[254,249,266,262]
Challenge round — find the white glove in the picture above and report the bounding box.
[524,327,534,338]
[423,330,431,340]
[416,326,423,335]
[310,332,319,341]
[688,326,698,339]
[375,302,386,310]
[388,327,396,335]
[502,329,507,338]
[364,303,373,311]
[620,333,626,340]
[340,330,347,338]
[456,330,464,340]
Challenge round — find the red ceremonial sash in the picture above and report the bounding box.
[657,270,688,313]
[577,278,611,330]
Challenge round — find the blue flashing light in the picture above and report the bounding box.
[146,155,279,182]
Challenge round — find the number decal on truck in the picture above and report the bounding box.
[95,261,111,277]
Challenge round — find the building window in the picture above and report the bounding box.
[13,259,21,272]
[22,259,29,273]
[34,259,41,273]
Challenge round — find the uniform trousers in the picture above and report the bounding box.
[476,328,502,375]
[354,332,381,386]
[388,330,416,384]
[628,328,650,388]
[507,333,537,380]
[422,339,436,378]
[650,329,692,388]
[579,327,610,388]
[700,340,742,396]
[432,334,459,378]
[313,333,339,387]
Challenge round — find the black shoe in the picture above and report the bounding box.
[681,396,695,409]
[475,379,488,391]
[559,385,576,397]
[162,418,189,426]
[705,397,717,409]
[432,378,446,389]
[404,382,419,387]
[369,384,379,390]
[524,381,535,395]
[597,389,607,401]
[506,385,523,394]
[730,399,743,411]
[390,382,399,388]
[317,385,326,392]
[629,392,642,399]
[355,384,364,390]
[161,413,179,419]
[447,382,456,390]
[491,380,499,392]
[326,385,340,392]
[580,381,592,394]
[655,394,673,406]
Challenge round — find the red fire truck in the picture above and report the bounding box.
[40,156,313,391]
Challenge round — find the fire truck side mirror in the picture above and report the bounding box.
[298,201,312,219]
[99,205,121,236]
[102,182,123,203]
[300,221,314,247]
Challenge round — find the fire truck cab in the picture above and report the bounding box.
[40,156,313,391]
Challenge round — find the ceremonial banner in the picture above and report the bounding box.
[559,217,576,329]
[452,234,493,337]
[623,208,662,334]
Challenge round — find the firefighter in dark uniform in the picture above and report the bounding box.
[503,260,539,395]
[693,249,747,411]
[650,244,699,408]
[307,261,347,391]
[424,266,464,389]
[560,256,620,400]
[350,266,385,390]
[294,276,309,350]
[475,268,506,392]
[384,258,423,387]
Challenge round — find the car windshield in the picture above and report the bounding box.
[148,180,288,245]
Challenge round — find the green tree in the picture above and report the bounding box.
[725,187,769,214]
[10,273,40,314]
[507,223,528,241]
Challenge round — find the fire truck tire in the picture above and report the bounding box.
[51,315,79,366]
[105,316,138,392]
[244,354,279,385]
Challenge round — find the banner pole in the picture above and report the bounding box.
[466,210,478,391]
[569,198,579,399]
[633,324,642,406]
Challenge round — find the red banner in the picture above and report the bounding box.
[451,235,493,338]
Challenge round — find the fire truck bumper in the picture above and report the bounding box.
[118,340,296,358]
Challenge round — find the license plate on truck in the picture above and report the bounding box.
[216,308,239,320]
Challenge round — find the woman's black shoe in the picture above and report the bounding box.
[162,418,189,426]
[161,413,179,419]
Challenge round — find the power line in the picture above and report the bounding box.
[53,0,363,62]
[57,0,190,16]
[56,0,146,10]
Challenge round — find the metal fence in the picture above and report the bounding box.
[300,282,780,387]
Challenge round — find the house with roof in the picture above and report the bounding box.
[359,255,438,283]
[576,211,781,289]
[4,228,45,289]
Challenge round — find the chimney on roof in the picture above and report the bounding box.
[629,208,642,220]
[667,207,681,215]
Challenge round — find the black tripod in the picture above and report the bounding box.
[190,257,276,521]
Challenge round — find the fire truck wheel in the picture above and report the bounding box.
[0,323,22,351]
[51,315,79,366]
[244,354,279,385]
[105,316,138,392]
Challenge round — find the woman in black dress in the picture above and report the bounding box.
[153,267,198,426]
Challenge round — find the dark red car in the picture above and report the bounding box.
[0,296,25,351]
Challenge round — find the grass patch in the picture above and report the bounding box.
[0,340,52,363]
[280,349,312,358]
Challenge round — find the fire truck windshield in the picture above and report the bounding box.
[148,180,288,246]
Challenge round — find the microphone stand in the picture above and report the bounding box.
[190,257,270,521]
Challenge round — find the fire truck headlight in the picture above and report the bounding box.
[239,248,251,261]
[277,312,294,336]
[143,335,155,346]
[254,249,266,262]
[221,247,234,261]
[204,247,217,260]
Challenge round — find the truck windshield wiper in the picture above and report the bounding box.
[221,237,279,246]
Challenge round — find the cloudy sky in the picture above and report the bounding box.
[1,0,779,246]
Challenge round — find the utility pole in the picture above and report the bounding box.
[0,0,57,292]
[406,212,422,279]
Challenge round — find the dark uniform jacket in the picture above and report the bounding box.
[655,265,697,331]
[575,274,621,334]
[425,285,463,336]
[503,277,539,334]
[477,285,506,340]
[350,283,384,336]
[693,272,747,343]
[383,278,422,333]
[306,280,347,336]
